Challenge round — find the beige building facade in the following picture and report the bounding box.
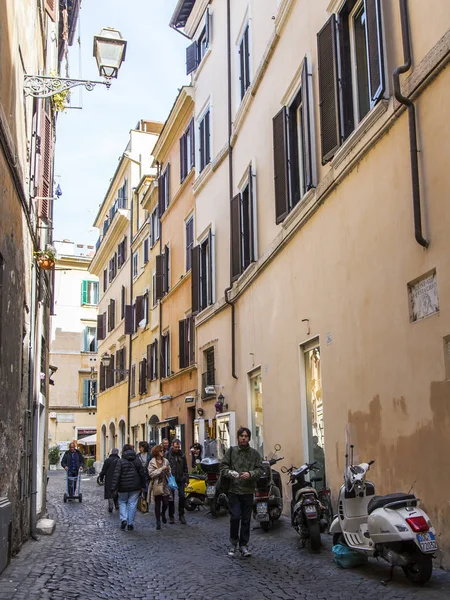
[49,241,98,460]
[170,0,450,565]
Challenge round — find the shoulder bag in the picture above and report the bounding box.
[216,448,234,495]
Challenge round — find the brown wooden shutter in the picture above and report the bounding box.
[164,245,170,293]
[248,165,255,262]
[136,295,143,324]
[317,15,341,164]
[231,193,241,281]
[124,305,133,334]
[123,236,127,262]
[189,315,195,365]
[165,164,170,208]
[147,344,152,379]
[110,299,115,330]
[273,107,289,224]
[180,135,185,182]
[301,57,314,192]
[142,358,147,392]
[365,0,385,104]
[160,337,165,379]
[154,340,158,381]
[207,230,213,304]
[97,314,105,340]
[45,0,57,21]
[189,118,195,169]
[179,319,186,369]
[158,174,165,217]
[41,113,52,195]
[155,255,163,300]
[191,246,200,314]
[205,7,210,46]
[99,364,106,392]
[186,41,198,75]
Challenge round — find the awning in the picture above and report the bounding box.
[77,434,97,445]
[157,417,178,427]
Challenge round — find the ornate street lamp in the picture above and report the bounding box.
[24,27,127,99]
[100,352,129,377]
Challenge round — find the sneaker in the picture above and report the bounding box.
[127,524,134,531]
[156,521,161,530]
[227,545,238,557]
[120,521,127,530]
[169,517,175,524]
[240,546,252,558]
[108,507,113,513]
[179,515,186,525]
[161,515,167,524]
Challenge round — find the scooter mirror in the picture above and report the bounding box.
[281,466,288,473]
[274,444,281,452]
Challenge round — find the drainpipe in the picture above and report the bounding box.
[126,189,134,443]
[224,0,237,379]
[392,0,428,248]
[156,161,163,395]
[28,264,38,540]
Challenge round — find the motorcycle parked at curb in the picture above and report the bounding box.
[329,445,438,585]
[282,461,325,551]
[185,473,207,511]
[253,444,284,532]
[200,456,228,517]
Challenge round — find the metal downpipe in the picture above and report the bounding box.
[392,0,428,248]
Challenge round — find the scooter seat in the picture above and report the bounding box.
[367,492,416,514]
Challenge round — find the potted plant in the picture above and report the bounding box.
[34,245,56,270]
[48,445,60,470]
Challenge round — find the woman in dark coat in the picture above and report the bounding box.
[99,448,120,512]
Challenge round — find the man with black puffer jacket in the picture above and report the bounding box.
[165,439,189,524]
[111,444,146,531]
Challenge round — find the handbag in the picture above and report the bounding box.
[168,474,178,492]
[152,479,164,497]
[216,448,234,495]
[137,495,148,513]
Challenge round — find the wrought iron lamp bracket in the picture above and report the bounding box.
[24,74,111,99]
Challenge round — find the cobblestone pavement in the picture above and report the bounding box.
[1,472,449,600]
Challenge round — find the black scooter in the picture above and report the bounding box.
[282,461,326,551]
[253,444,284,531]
[200,456,228,517]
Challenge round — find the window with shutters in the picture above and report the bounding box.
[180,119,195,182]
[156,246,170,301]
[238,23,251,101]
[143,238,149,264]
[317,0,385,163]
[83,326,97,352]
[130,364,136,397]
[97,312,107,341]
[185,215,194,272]
[139,359,147,395]
[132,251,139,279]
[151,208,160,247]
[109,253,118,283]
[179,315,195,370]
[186,8,210,76]
[103,269,107,293]
[161,332,171,379]
[191,231,213,314]
[106,354,115,389]
[107,299,116,332]
[149,339,158,381]
[158,166,170,217]
[231,169,256,281]
[202,347,215,398]
[118,179,127,208]
[152,270,157,307]
[272,57,315,224]
[82,380,97,407]
[121,285,126,320]
[198,109,211,172]
[117,237,127,268]
[81,280,99,306]
[142,292,149,328]
[115,347,127,382]
[99,364,106,392]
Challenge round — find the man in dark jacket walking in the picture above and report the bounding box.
[165,439,189,524]
[221,427,263,557]
[99,448,120,512]
[111,444,146,531]
[61,443,85,497]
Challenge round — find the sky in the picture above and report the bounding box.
[53,0,189,246]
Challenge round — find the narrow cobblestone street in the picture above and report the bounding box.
[1,472,449,600]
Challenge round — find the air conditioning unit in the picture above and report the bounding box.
[49,412,57,419]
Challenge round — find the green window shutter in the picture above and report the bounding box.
[81,280,88,305]
[83,326,89,351]
[82,380,89,407]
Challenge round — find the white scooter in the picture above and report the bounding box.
[330,446,438,584]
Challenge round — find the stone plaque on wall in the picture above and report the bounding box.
[408,270,439,322]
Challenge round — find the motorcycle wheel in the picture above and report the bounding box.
[210,499,219,518]
[402,554,433,585]
[308,519,321,551]
[185,496,198,512]
[260,521,270,532]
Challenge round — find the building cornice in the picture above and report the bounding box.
[184,0,210,39]
[54,255,93,270]
[89,211,129,276]
[152,87,194,163]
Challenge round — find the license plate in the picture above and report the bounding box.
[256,502,268,514]
[417,532,438,553]
[206,485,216,498]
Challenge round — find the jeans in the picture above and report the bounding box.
[118,490,140,525]
[228,493,254,548]
[154,495,170,521]
[165,481,186,518]
[67,471,78,497]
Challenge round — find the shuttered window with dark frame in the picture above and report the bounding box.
[147,339,158,381]
[121,286,126,320]
[106,354,115,389]
[115,347,126,383]
[103,269,107,293]
[317,1,385,164]
[238,23,251,100]
[186,8,210,76]
[158,165,170,217]
[199,110,211,172]
[99,363,106,392]
[160,332,170,379]
[201,347,215,397]
[139,359,147,395]
[130,364,136,397]
[231,166,255,281]
[179,315,195,370]
[191,245,200,315]
[180,119,195,182]
[273,107,290,224]
[186,216,194,271]
[97,312,106,341]
[143,238,149,264]
[107,299,116,332]
[124,305,133,334]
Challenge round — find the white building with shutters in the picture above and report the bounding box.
[171,0,450,566]
[48,241,99,459]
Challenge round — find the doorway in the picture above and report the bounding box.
[301,341,326,484]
